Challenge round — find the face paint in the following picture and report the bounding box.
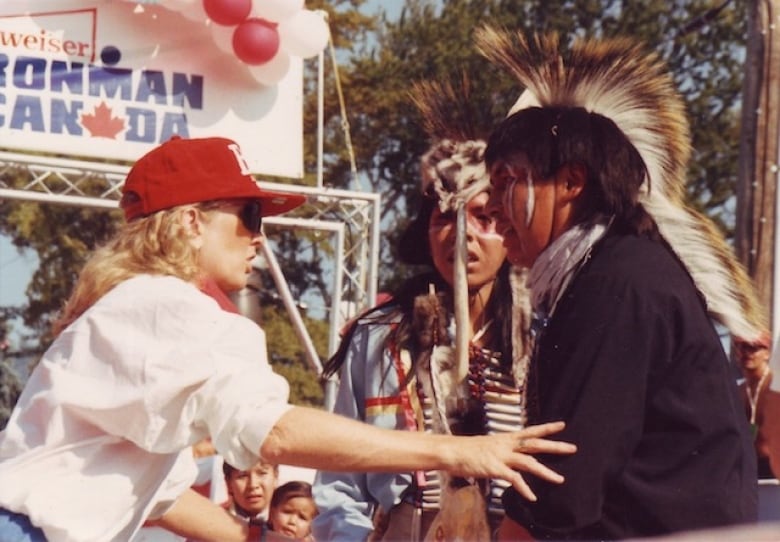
[473,229,505,241]
[465,212,504,240]
[503,170,536,228]
[504,174,519,227]
[525,169,535,228]
[429,209,503,239]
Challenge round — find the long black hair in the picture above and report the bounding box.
[321,198,515,381]
[486,106,659,238]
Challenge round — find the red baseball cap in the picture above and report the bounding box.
[120,136,306,220]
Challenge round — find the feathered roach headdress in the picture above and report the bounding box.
[475,27,767,343]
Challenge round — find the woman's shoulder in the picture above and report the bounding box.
[100,275,247,323]
[91,275,264,348]
[105,274,202,304]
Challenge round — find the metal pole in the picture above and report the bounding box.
[258,242,323,374]
[323,225,346,410]
[368,195,381,306]
[0,189,120,209]
[316,43,325,189]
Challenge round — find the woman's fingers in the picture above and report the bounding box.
[447,421,575,498]
[517,436,577,455]
[510,453,565,484]
[515,421,577,455]
[500,448,566,501]
[504,468,537,502]
[498,421,576,497]
[517,420,566,438]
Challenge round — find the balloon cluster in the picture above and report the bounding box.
[154,0,329,85]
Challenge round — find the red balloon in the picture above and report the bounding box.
[233,18,280,65]
[203,0,251,26]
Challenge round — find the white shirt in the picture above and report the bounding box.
[0,275,292,541]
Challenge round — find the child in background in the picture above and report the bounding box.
[268,481,318,541]
[223,461,279,525]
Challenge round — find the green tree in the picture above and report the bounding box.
[0,321,22,429]
[0,358,22,430]
[260,304,328,407]
[0,199,122,343]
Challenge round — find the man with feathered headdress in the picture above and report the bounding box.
[476,28,758,539]
[475,29,775,473]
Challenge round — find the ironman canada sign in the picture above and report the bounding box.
[0,1,304,178]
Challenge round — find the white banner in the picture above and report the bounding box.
[0,1,304,178]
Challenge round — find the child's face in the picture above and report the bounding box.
[269,496,318,539]
[226,462,277,517]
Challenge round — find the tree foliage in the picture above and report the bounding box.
[0,354,22,430]
[260,303,328,407]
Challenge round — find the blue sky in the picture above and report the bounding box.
[0,234,37,344]
[0,235,36,307]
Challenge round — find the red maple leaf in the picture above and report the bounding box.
[81,102,125,139]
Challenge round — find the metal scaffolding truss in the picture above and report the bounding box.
[0,150,381,373]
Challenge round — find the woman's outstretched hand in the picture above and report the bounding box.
[443,421,576,502]
[263,406,574,501]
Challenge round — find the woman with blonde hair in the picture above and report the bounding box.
[0,135,574,542]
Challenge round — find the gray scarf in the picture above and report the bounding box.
[527,216,611,320]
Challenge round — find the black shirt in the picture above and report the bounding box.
[503,231,757,540]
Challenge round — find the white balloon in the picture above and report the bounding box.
[278,9,328,59]
[248,50,291,86]
[251,0,304,23]
[209,20,235,53]
[157,0,193,12]
[180,0,208,22]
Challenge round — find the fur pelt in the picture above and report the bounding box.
[411,287,491,542]
[510,267,533,395]
[411,79,491,211]
[475,27,767,342]
[412,287,461,435]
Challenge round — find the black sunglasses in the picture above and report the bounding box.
[238,200,263,234]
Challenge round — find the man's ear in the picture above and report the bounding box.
[556,162,587,203]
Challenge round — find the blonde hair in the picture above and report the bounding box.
[53,204,208,336]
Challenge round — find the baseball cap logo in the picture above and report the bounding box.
[227,142,251,175]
